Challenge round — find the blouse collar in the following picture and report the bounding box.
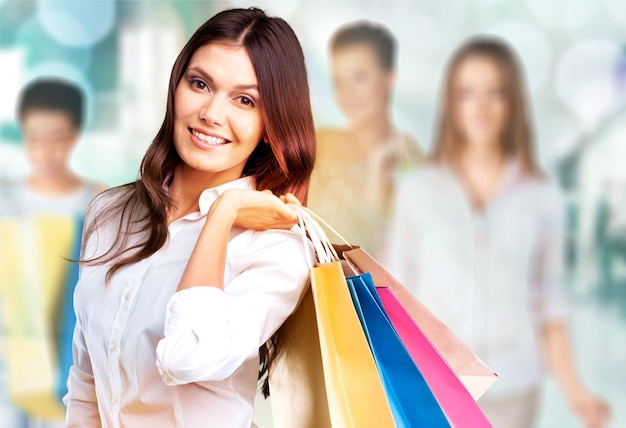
[197,176,255,216]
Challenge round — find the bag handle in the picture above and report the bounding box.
[292,205,354,264]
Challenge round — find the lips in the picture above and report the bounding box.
[189,128,229,147]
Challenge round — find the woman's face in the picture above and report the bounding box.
[453,55,509,149]
[331,43,393,126]
[173,43,264,185]
[22,110,78,178]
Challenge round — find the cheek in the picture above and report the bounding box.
[173,89,196,122]
[491,102,509,127]
[232,111,264,144]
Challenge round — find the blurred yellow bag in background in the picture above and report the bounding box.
[0,215,75,421]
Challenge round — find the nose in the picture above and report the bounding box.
[199,94,226,126]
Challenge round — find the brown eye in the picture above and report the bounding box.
[237,96,255,107]
[190,78,208,90]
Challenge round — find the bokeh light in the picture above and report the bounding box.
[37,0,116,48]
[602,0,626,26]
[526,0,600,32]
[555,39,622,128]
[15,16,91,72]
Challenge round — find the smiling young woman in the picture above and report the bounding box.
[63,8,316,428]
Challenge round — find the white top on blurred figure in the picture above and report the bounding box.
[385,37,610,428]
[308,21,424,257]
[0,78,105,217]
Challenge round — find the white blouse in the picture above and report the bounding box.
[64,176,314,428]
[384,163,570,397]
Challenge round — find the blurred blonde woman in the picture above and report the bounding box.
[385,37,610,428]
[308,21,424,258]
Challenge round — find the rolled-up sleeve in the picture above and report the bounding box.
[531,186,570,323]
[156,228,313,385]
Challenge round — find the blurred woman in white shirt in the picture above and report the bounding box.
[63,8,316,428]
[385,37,610,428]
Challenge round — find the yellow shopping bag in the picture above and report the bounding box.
[270,207,395,428]
[0,215,75,421]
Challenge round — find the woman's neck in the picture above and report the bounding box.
[348,114,395,148]
[455,141,507,210]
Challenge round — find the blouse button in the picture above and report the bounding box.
[167,318,174,325]
[112,395,118,404]
[124,292,131,301]
[110,343,117,351]
[169,302,177,311]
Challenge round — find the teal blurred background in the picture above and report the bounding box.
[1,0,625,426]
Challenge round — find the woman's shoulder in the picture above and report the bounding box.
[516,172,565,215]
[316,126,346,141]
[82,178,109,197]
[316,125,346,143]
[394,131,425,163]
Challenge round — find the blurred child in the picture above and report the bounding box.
[0,78,105,428]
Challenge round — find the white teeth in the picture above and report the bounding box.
[192,130,227,145]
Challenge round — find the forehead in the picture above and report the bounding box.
[187,43,258,85]
[456,56,503,83]
[22,109,75,131]
[332,43,380,67]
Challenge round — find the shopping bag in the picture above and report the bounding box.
[55,216,84,402]
[342,247,498,400]
[377,286,492,427]
[270,208,395,428]
[0,214,76,421]
[311,261,396,427]
[346,273,449,427]
[269,286,331,427]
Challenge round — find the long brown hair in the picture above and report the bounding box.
[82,8,315,394]
[431,36,542,176]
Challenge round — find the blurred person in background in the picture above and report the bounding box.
[308,20,424,258]
[0,79,105,427]
[385,37,610,428]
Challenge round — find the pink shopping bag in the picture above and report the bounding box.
[377,286,492,427]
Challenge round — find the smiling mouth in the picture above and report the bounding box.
[190,128,229,145]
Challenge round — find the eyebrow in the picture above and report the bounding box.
[186,66,259,91]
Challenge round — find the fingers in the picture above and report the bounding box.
[283,192,302,206]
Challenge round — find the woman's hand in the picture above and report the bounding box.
[566,387,611,428]
[212,189,301,231]
[177,190,302,291]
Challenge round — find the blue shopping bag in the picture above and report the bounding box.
[55,216,84,402]
[347,272,450,428]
